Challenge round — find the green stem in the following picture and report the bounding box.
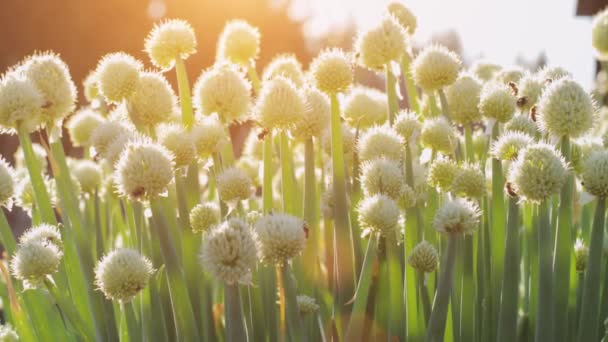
[329,93,355,311]
[247,60,261,95]
[577,197,606,342]
[175,58,194,129]
[225,284,249,342]
[387,237,405,340]
[437,89,452,124]
[344,237,378,341]
[263,131,274,213]
[536,200,554,342]
[418,270,432,326]
[497,196,521,342]
[385,64,399,125]
[464,124,474,163]
[491,123,505,329]
[281,263,306,342]
[400,54,420,112]
[0,209,16,255]
[280,131,295,214]
[120,302,141,342]
[425,234,458,342]
[44,279,95,341]
[553,136,573,342]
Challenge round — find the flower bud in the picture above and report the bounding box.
[445,74,482,124]
[491,131,534,161]
[408,240,438,273]
[95,53,142,103]
[11,239,63,288]
[387,1,417,34]
[355,15,407,70]
[95,248,153,302]
[190,203,221,234]
[262,54,304,87]
[72,160,103,194]
[357,125,404,162]
[255,76,304,130]
[126,72,176,127]
[157,124,196,168]
[358,194,401,240]
[420,117,456,154]
[343,86,387,128]
[0,73,44,133]
[66,108,104,147]
[470,60,501,82]
[297,295,320,314]
[361,158,406,200]
[412,45,461,92]
[216,167,254,203]
[451,163,485,199]
[479,82,516,123]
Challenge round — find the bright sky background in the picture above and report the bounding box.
[289,0,596,87]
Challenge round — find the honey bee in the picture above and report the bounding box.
[508,82,519,96]
[131,186,146,198]
[302,222,310,239]
[257,129,270,141]
[517,96,529,108]
[505,182,517,198]
[529,105,537,122]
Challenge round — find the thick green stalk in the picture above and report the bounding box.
[464,124,474,163]
[553,136,573,342]
[329,93,355,309]
[281,263,306,342]
[345,237,378,341]
[417,270,432,325]
[577,197,606,342]
[437,89,452,123]
[536,200,554,342]
[385,64,399,125]
[247,60,261,95]
[150,197,200,341]
[497,196,521,342]
[44,279,96,341]
[599,246,608,338]
[491,123,505,327]
[0,209,16,255]
[120,302,141,342]
[426,234,458,342]
[387,238,405,340]
[174,58,194,129]
[263,131,274,213]
[301,138,319,287]
[225,284,249,342]
[574,272,584,338]
[280,131,296,214]
[400,53,420,112]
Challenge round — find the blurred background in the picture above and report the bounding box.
[0,0,606,232]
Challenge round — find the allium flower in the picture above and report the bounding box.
[538,66,571,82]
[321,124,356,158]
[355,15,407,70]
[508,143,568,202]
[491,131,534,161]
[200,218,257,284]
[478,82,516,123]
[387,1,417,34]
[358,194,401,240]
[72,160,103,194]
[157,124,196,168]
[574,238,588,272]
[83,71,100,102]
[95,53,143,103]
[291,87,330,140]
[255,76,304,130]
[451,163,485,199]
[408,240,438,273]
[570,137,604,174]
[114,141,174,200]
[144,19,197,70]
[361,158,406,200]
[493,67,524,85]
[504,114,539,138]
[297,295,320,314]
[66,108,104,147]
[420,117,457,154]
[19,223,62,250]
[0,73,44,134]
[309,48,353,94]
[592,8,608,60]
[537,78,594,138]
[193,63,251,123]
[90,120,132,158]
[262,54,305,87]
[217,20,260,65]
[581,150,608,198]
[411,45,461,92]
[18,52,77,126]
[343,86,388,128]
[0,324,19,342]
[216,167,254,203]
[357,125,404,162]
[470,60,502,82]
[254,213,307,264]
[95,248,153,302]
[237,156,261,186]
[191,115,228,157]
[433,198,481,235]
[445,74,482,124]
[126,72,176,127]
[516,74,544,112]
[11,239,63,288]
[190,202,221,234]
[0,158,15,208]
[393,110,421,145]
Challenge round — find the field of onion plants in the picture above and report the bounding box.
[0,2,608,341]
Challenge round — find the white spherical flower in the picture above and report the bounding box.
[95,248,153,302]
[19,223,62,250]
[0,73,44,134]
[470,60,501,82]
[433,198,481,235]
[145,19,197,71]
[412,45,461,92]
[72,160,103,194]
[0,158,15,208]
[592,8,608,60]
[95,53,143,103]
[66,108,104,147]
[393,110,421,145]
[581,150,608,198]
[11,239,63,288]
[343,86,388,128]
[255,76,304,130]
[157,124,196,167]
[420,117,457,154]
[387,1,417,34]
[126,72,176,127]
[445,74,482,124]
[516,74,544,112]
[357,125,404,162]
[216,167,254,203]
[191,115,228,158]
[217,20,261,65]
[309,48,353,94]
[358,194,401,240]
[355,15,407,70]
[478,82,516,123]
[361,158,406,200]
[262,54,305,87]
[254,213,307,264]
[491,131,534,161]
[291,87,330,140]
